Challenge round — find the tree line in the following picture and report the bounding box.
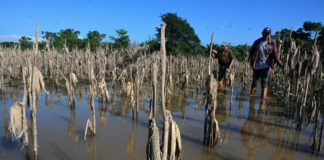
[0,13,323,61]
[0,28,130,52]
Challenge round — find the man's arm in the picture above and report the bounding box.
[271,40,283,67]
[228,49,234,66]
[249,40,257,69]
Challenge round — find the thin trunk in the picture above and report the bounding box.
[204,68,220,147]
[147,53,160,160]
[160,22,169,160]
[161,23,167,118]
[22,68,29,146]
[208,33,214,75]
[151,58,157,118]
[169,55,173,90]
[35,24,38,55]
[147,119,161,160]
[32,24,39,158]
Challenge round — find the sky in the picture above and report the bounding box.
[0,0,324,45]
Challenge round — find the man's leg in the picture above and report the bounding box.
[251,70,259,95]
[224,68,231,87]
[260,68,270,98]
[218,66,226,89]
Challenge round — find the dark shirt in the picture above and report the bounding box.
[216,49,234,67]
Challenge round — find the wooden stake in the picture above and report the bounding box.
[160,22,169,160]
[35,24,38,55]
[208,33,214,75]
[161,22,167,117]
[22,68,29,146]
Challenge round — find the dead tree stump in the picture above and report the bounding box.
[203,74,221,147]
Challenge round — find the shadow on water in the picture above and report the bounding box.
[0,82,324,159]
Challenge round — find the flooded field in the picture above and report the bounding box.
[1,1,324,159]
[1,82,323,160]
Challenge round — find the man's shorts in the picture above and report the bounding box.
[252,68,269,88]
[218,65,230,81]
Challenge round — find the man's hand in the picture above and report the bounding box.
[211,50,218,58]
[268,68,274,76]
[250,62,255,70]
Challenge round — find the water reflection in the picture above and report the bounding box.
[117,95,130,117]
[85,136,96,160]
[166,89,187,120]
[68,108,80,142]
[110,85,117,114]
[126,121,138,157]
[46,86,56,108]
[217,91,230,144]
[239,98,311,160]
[216,91,229,124]
[241,99,268,159]
[1,92,11,142]
[0,84,323,160]
[23,146,32,160]
[75,86,83,101]
[99,102,109,127]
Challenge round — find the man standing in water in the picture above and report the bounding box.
[212,43,234,89]
[249,27,283,98]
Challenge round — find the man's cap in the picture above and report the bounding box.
[262,27,271,36]
[222,42,229,47]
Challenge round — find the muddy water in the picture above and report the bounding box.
[0,82,323,160]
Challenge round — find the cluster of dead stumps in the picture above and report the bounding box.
[0,23,323,159]
[6,25,48,159]
[270,34,323,153]
[0,23,219,160]
[146,23,183,160]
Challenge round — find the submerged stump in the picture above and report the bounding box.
[203,74,221,147]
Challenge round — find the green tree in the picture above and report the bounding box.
[207,43,249,61]
[303,21,322,41]
[156,13,204,56]
[319,26,324,42]
[273,28,291,41]
[231,44,249,61]
[19,36,33,50]
[0,42,17,48]
[274,27,312,54]
[143,37,160,53]
[303,22,323,66]
[85,30,106,51]
[273,28,293,54]
[109,29,130,49]
[42,31,57,49]
[38,41,47,51]
[294,28,313,53]
[318,26,324,66]
[54,29,83,51]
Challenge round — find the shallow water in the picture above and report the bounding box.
[0,82,323,160]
